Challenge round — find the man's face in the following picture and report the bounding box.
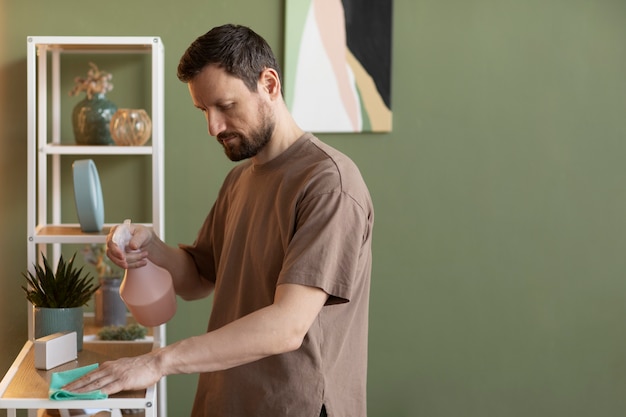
[188,65,275,161]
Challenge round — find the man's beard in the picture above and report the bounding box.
[218,103,274,162]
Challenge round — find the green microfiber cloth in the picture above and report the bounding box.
[49,363,108,400]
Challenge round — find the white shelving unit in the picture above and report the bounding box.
[4,36,166,417]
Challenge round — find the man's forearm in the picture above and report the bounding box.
[155,283,328,375]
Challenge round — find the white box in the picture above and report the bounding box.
[34,332,78,370]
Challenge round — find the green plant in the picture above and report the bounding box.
[22,252,99,308]
[98,323,147,341]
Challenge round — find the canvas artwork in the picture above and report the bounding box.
[285,0,393,133]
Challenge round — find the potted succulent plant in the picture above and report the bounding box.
[83,244,128,327]
[22,252,99,351]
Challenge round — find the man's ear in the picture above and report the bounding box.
[259,68,281,98]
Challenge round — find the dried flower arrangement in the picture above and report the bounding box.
[69,62,113,100]
[82,244,122,279]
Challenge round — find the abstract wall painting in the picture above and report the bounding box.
[285,0,393,133]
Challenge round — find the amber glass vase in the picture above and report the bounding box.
[109,108,152,146]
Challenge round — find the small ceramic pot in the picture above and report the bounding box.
[95,277,128,327]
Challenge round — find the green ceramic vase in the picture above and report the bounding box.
[72,93,117,145]
[34,307,84,351]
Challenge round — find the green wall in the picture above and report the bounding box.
[2,0,626,416]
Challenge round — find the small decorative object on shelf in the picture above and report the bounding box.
[22,252,99,351]
[72,159,105,233]
[83,244,127,327]
[110,108,152,146]
[69,62,117,145]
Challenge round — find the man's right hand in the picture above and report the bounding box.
[105,223,152,269]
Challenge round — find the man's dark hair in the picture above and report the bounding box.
[177,24,282,93]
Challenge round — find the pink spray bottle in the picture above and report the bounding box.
[113,219,177,326]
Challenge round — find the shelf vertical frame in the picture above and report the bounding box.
[151,36,167,417]
[24,36,167,417]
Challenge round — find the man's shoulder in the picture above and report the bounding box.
[298,134,359,173]
[297,135,372,208]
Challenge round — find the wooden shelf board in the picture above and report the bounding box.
[1,341,152,401]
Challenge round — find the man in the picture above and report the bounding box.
[66,24,374,417]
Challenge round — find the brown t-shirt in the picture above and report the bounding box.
[181,133,374,417]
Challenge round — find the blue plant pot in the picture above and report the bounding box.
[34,307,84,351]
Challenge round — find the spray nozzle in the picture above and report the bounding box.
[112,219,133,252]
